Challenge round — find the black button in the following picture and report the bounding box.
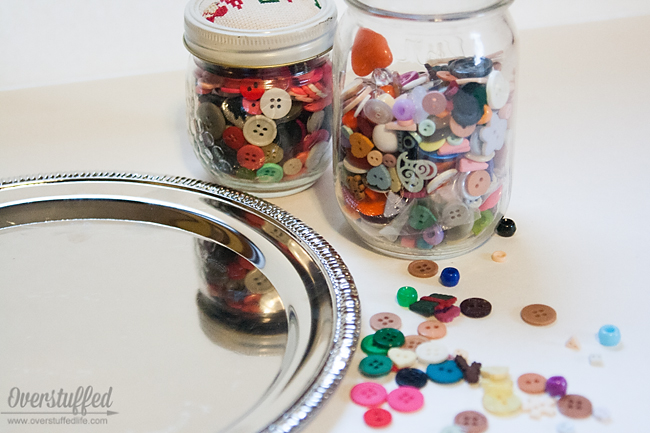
[396,368,428,389]
[449,56,493,78]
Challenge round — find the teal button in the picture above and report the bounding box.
[409,205,436,230]
[373,328,405,349]
[256,163,283,182]
[359,355,393,378]
[360,334,389,355]
[418,119,436,137]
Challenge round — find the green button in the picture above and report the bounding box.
[256,163,284,182]
[396,286,418,307]
[360,334,389,356]
[236,167,256,180]
[373,328,405,349]
[359,355,393,378]
[472,209,495,235]
[408,205,436,230]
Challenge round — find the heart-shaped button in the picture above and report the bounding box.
[387,348,418,369]
[351,28,393,77]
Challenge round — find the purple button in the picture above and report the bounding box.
[392,98,416,121]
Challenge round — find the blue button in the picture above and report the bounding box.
[426,360,463,384]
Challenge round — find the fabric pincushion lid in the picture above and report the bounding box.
[184,0,337,67]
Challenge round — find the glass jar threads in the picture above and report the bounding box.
[184,0,337,197]
[333,0,517,258]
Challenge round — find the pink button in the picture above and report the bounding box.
[370,312,402,331]
[350,382,388,407]
[387,386,424,412]
[458,158,488,173]
[438,139,470,156]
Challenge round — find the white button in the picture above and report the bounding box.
[305,141,329,171]
[372,124,398,153]
[387,348,417,369]
[306,110,325,133]
[487,70,510,110]
[260,88,292,119]
[242,115,277,146]
[415,341,448,364]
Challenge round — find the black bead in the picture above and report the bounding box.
[496,217,517,237]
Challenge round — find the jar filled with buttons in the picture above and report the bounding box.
[184,0,337,197]
[332,0,517,258]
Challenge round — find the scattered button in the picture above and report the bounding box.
[408,260,439,278]
[373,328,406,348]
[598,324,621,347]
[359,355,393,378]
[387,386,424,412]
[482,393,521,416]
[397,286,418,307]
[522,395,557,419]
[350,382,388,407]
[491,251,507,262]
[459,298,492,318]
[417,320,447,340]
[545,376,567,397]
[439,267,460,287]
[415,341,448,364]
[426,360,464,384]
[395,368,429,388]
[387,347,418,369]
[454,410,488,433]
[402,335,429,351]
[557,394,592,419]
[363,407,392,428]
[360,334,389,356]
[521,304,557,326]
[589,353,603,366]
[517,373,547,394]
[370,312,402,331]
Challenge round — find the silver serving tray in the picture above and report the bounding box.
[0,173,359,433]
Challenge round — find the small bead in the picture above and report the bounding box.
[598,324,621,347]
[496,217,517,237]
[545,376,567,397]
[439,267,460,287]
[397,286,418,307]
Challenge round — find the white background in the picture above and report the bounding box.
[1,0,650,90]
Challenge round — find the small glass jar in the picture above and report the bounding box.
[333,0,517,258]
[184,0,337,197]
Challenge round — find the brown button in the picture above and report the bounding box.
[454,410,488,433]
[369,312,402,331]
[557,394,593,419]
[408,260,439,278]
[520,304,557,326]
[517,373,547,394]
[402,335,429,351]
[417,320,447,339]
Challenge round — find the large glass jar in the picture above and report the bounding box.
[333,0,517,258]
[184,0,337,197]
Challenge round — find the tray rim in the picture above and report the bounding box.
[0,171,361,433]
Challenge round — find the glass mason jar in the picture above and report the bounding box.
[333,0,517,258]
[184,0,337,197]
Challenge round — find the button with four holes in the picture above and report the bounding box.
[242,115,277,146]
[417,320,447,339]
[370,312,402,330]
[350,382,388,407]
[395,368,429,389]
[387,386,424,412]
[359,355,393,378]
[521,304,557,326]
[364,408,392,428]
[237,145,265,170]
[260,88,292,119]
[373,328,405,348]
[408,260,439,278]
[426,360,464,384]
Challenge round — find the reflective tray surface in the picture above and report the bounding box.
[0,173,360,433]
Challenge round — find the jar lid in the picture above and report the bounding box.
[184,0,337,68]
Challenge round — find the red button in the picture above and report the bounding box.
[363,407,392,428]
[240,79,265,100]
[237,145,265,170]
[242,98,262,115]
[222,126,247,150]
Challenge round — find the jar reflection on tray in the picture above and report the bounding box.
[184,0,337,197]
[333,0,517,258]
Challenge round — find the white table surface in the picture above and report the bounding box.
[1,15,649,433]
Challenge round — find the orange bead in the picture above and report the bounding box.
[351,28,393,77]
[380,85,396,97]
[342,110,358,130]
